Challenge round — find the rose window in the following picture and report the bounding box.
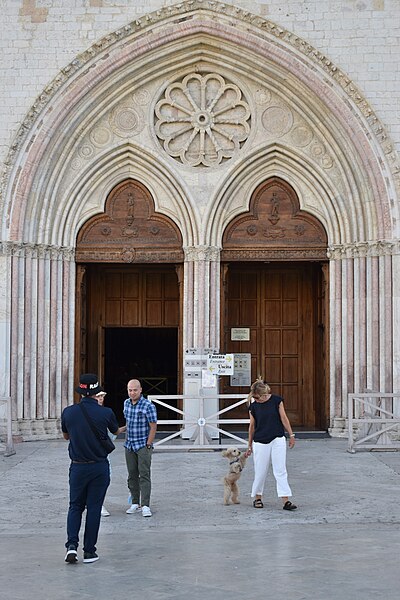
[154,73,251,167]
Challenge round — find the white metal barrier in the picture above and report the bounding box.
[347,393,400,453]
[0,396,16,456]
[148,394,249,450]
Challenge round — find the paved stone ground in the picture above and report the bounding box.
[0,438,399,599]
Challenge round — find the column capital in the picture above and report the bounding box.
[183,245,221,262]
[327,240,399,259]
[0,241,75,261]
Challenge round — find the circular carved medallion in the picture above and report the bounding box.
[154,73,251,167]
[290,125,313,148]
[262,105,294,137]
[109,106,144,137]
[90,126,112,147]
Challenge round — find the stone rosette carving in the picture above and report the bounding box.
[121,247,136,263]
[154,73,251,166]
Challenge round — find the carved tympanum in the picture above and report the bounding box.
[222,178,327,261]
[76,180,183,263]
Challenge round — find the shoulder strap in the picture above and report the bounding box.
[79,402,102,441]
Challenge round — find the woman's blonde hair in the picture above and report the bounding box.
[247,378,271,405]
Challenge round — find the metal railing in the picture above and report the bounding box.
[0,396,16,456]
[347,393,400,453]
[148,394,249,450]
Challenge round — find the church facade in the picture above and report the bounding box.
[0,0,399,439]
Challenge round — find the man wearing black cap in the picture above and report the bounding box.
[61,373,120,564]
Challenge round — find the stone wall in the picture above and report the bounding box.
[0,0,399,169]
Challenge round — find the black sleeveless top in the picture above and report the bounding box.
[249,394,285,444]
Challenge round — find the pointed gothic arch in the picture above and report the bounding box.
[0,2,397,246]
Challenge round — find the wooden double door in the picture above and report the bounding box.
[75,263,181,422]
[222,263,328,429]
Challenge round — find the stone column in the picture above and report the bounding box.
[9,243,76,439]
[392,253,400,417]
[183,245,221,352]
[328,242,395,436]
[0,245,12,421]
[182,246,221,438]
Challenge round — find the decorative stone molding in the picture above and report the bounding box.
[75,248,183,263]
[154,73,251,166]
[258,91,335,172]
[222,248,328,261]
[184,246,221,262]
[0,241,75,260]
[0,0,396,190]
[327,240,400,259]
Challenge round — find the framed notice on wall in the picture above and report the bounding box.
[230,353,252,387]
[231,328,250,341]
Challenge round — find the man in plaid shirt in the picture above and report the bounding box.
[123,379,157,517]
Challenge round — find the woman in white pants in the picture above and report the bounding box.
[247,379,297,511]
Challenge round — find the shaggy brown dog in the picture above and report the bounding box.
[222,447,248,505]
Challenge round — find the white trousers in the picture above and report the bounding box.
[251,437,292,498]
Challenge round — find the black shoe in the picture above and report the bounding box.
[83,552,99,563]
[65,545,78,563]
[283,501,297,511]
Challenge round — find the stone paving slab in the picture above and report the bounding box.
[0,438,399,599]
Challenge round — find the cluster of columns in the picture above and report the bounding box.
[0,240,398,439]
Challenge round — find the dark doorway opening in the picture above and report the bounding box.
[103,327,178,425]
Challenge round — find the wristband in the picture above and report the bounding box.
[289,434,295,438]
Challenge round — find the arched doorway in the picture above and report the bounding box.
[221,177,328,430]
[75,179,183,423]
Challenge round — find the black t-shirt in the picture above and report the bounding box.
[249,394,285,444]
[61,397,119,462]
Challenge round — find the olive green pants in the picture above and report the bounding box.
[125,446,153,507]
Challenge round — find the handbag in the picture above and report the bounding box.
[79,402,116,454]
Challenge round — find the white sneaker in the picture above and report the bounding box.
[126,503,141,514]
[101,506,110,517]
[142,505,152,517]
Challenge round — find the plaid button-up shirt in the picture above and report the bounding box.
[123,395,157,452]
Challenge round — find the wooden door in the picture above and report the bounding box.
[76,264,182,393]
[74,264,87,391]
[223,264,319,428]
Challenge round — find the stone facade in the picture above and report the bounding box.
[0,0,399,439]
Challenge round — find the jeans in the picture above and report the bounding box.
[125,446,153,507]
[66,461,110,553]
[251,437,292,498]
